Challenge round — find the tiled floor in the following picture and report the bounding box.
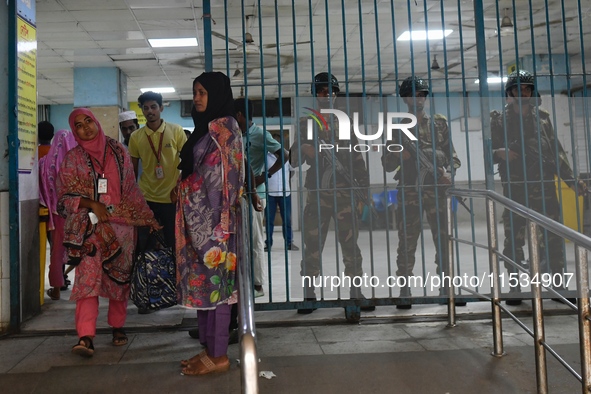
[0,226,587,393]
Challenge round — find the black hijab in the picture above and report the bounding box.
[178,72,236,178]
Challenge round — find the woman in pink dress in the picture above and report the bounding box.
[57,108,160,357]
[39,129,77,300]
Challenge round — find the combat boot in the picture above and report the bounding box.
[396,286,412,310]
[506,285,522,306]
[297,283,317,314]
[350,286,376,312]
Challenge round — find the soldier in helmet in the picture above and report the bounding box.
[290,72,374,314]
[491,69,584,305]
[381,76,462,309]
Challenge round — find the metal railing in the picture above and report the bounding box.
[447,188,591,394]
[239,196,259,394]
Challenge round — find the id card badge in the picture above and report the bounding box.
[98,178,108,194]
[155,165,165,179]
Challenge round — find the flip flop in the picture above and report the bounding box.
[72,336,94,358]
[180,350,207,367]
[181,353,230,376]
[112,328,128,346]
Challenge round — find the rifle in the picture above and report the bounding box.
[402,140,472,214]
[508,139,590,196]
[317,138,379,218]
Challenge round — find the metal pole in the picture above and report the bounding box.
[239,197,258,394]
[202,0,213,72]
[8,0,21,333]
[473,0,495,191]
[487,198,504,357]
[575,246,591,393]
[529,221,548,394]
[446,195,456,327]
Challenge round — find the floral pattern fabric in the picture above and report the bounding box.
[57,137,157,301]
[175,116,244,309]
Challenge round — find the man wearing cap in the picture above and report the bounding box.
[119,110,140,146]
[128,91,187,248]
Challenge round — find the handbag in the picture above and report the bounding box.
[130,231,177,311]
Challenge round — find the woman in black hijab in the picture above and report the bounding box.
[175,72,244,376]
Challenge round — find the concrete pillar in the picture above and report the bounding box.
[0,0,40,333]
[73,67,127,139]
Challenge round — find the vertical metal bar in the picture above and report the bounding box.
[487,198,504,357]
[473,0,494,192]
[528,220,548,394]
[202,0,212,72]
[8,0,21,332]
[239,198,258,394]
[446,196,456,327]
[222,0,230,76]
[575,246,591,392]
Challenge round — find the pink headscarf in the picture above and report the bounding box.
[68,108,107,163]
[68,108,121,205]
[39,129,77,230]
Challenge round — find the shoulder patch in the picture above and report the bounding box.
[537,107,551,119]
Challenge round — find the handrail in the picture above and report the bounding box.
[238,196,258,394]
[447,187,591,393]
[448,188,591,249]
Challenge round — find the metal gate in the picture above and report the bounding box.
[204,0,591,321]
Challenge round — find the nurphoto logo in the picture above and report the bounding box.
[304,107,418,152]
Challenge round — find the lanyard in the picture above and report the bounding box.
[89,144,109,178]
[147,128,164,164]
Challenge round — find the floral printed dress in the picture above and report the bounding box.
[175,117,244,309]
[57,138,158,301]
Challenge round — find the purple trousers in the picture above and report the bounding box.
[197,303,231,358]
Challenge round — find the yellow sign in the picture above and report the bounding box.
[17,17,37,173]
[507,63,518,74]
[128,102,147,126]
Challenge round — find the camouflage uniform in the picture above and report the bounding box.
[382,112,461,277]
[291,115,369,280]
[491,104,576,274]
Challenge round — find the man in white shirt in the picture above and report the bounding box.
[265,150,299,251]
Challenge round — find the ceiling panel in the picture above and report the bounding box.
[58,0,129,11]
[34,0,591,104]
[132,8,196,21]
[127,0,194,9]
[37,11,75,23]
[70,10,133,22]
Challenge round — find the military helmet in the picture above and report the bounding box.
[505,70,535,93]
[398,76,430,97]
[312,72,340,95]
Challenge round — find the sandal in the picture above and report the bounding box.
[180,350,207,367]
[46,288,60,301]
[72,336,94,358]
[181,353,230,376]
[112,328,128,346]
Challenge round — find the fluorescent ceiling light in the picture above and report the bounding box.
[148,38,197,48]
[397,29,453,41]
[140,87,176,93]
[474,77,508,84]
